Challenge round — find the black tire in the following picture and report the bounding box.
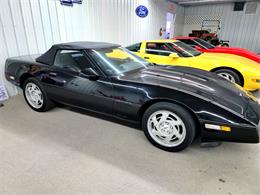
[214,69,242,86]
[142,102,196,152]
[204,36,211,41]
[23,77,55,112]
[221,43,229,47]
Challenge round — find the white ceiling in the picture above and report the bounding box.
[170,0,257,6]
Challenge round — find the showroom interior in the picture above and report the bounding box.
[0,0,260,194]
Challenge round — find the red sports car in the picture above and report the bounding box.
[174,36,260,63]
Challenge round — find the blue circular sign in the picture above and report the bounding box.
[135,5,149,18]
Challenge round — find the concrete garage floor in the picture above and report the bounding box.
[0,94,260,195]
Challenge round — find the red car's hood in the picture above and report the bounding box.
[208,47,260,63]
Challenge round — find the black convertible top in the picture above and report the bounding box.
[36,41,120,65]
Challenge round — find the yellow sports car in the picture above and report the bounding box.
[126,40,260,91]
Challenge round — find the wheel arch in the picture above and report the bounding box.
[138,98,201,133]
[19,73,33,88]
[211,67,244,86]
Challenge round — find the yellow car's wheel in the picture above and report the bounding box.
[215,69,242,86]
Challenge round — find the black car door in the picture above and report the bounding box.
[42,49,113,114]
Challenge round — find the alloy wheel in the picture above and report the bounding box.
[25,82,43,109]
[147,110,186,147]
[217,72,236,83]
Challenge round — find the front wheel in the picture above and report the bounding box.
[23,77,55,112]
[142,102,196,152]
[215,69,242,86]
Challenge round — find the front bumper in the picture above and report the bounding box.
[244,76,260,91]
[201,121,260,143]
[201,99,260,143]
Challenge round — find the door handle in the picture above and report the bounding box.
[49,72,57,77]
[144,57,150,59]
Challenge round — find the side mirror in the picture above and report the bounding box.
[79,68,99,81]
[194,45,202,50]
[169,53,179,59]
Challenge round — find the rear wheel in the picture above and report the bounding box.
[221,43,229,47]
[142,102,196,152]
[204,36,211,42]
[23,77,55,112]
[215,69,242,86]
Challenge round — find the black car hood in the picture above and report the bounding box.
[119,66,252,115]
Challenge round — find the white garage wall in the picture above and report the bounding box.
[174,4,185,36]
[0,0,183,96]
[183,2,260,53]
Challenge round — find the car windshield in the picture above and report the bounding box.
[195,38,215,49]
[90,47,149,75]
[166,41,202,57]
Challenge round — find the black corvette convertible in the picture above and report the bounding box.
[5,42,260,152]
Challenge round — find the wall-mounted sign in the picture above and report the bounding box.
[135,5,149,18]
[60,0,82,6]
[0,85,8,102]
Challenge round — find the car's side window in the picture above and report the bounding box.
[180,39,197,48]
[54,50,91,72]
[146,42,174,56]
[126,43,141,52]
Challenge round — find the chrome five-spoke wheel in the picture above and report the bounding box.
[142,102,196,152]
[215,69,242,86]
[147,110,186,147]
[23,77,55,112]
[25,82,43,109]
[217,72,235,83]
